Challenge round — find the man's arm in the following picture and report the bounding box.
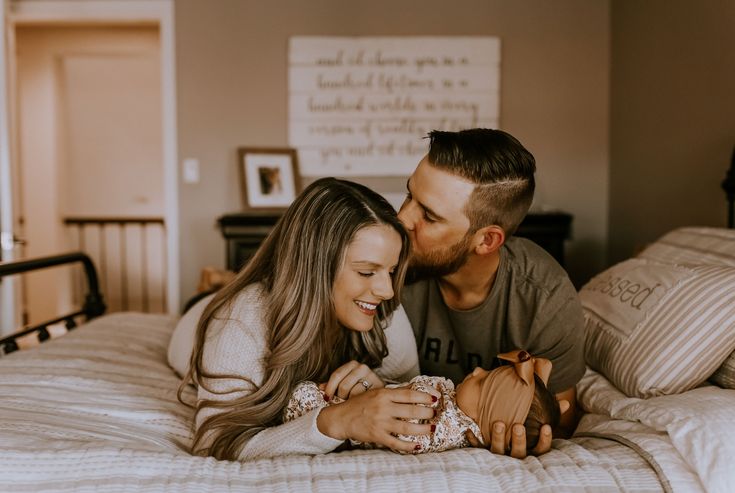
[495,305,584,457]
[554,387,578,439]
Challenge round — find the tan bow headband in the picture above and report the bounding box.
[476,350,552,449]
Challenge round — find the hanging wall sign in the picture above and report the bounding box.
[289,36,500,176]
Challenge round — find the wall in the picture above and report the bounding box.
[175,0,611,302]
[609,0,735,264]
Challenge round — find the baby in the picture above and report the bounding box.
[283,350,566,453]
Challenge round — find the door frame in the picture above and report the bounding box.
[5,0,180,315]
[1,0,18,332]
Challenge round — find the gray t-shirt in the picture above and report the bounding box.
[401,237,585,394]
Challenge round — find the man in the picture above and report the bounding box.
[397,129,585,458]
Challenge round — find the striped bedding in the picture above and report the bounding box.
[0,312,713,493]
[636,226,735,390]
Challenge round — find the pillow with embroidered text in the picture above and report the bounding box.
[580,257,735,398]
[635,227,735,390]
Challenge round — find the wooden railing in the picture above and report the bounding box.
[64,217,167,313]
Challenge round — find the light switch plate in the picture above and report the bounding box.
[183,158,200,183]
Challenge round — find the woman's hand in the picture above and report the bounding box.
[316,387,435,453]
[323,360,385,400]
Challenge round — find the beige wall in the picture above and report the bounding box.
[175,0,611,302]
[609,0,735,264]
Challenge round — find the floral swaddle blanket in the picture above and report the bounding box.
[283,375,484,453]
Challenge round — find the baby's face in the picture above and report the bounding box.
[455,367,491,421]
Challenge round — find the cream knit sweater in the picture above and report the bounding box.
[195,283,420,460]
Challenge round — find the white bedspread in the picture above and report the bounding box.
[0,312,707,492]
[577,368,735,493]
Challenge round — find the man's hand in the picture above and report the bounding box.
[554,387,578,438]
[465,386,577,457]
[465,422,552,458]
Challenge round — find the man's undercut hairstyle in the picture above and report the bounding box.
[427,128,536,235]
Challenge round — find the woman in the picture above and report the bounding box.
[179,178,434,461]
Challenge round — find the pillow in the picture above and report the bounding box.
[710,352,735,389]
[636,226,735,390]
[637,227,735,267]
[580,257,735,398]
[167,293,215,378]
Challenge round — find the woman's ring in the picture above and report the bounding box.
[361,379,372,390]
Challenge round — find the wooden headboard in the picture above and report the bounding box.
[723,145,735,228]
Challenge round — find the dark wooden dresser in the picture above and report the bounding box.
[218,211,572,272]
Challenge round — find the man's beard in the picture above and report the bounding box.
[406,233,473,284]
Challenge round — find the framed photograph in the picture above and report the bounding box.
[238,147,300,210]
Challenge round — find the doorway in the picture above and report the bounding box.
[17,25,166,322]
[0,0,179,336]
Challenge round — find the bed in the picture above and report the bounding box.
[1,161,734,492]
[0,311,666,492]
[2,229,733,493]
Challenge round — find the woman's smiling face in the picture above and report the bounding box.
[332,224,402,332]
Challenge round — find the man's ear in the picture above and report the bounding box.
[474,225,505,255]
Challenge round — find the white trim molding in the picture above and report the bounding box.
[10,0,169,23]
[1,0,19,334]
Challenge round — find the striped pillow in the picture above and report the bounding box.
[636,227,735,390]
[580,257,735,398]
[637,227,735,267]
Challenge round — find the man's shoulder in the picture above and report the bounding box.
[502,237,571,293]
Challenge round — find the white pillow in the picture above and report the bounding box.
[637,227,735,267]
[167,293,215,378]
[636,227,735,390]
[580,257,735,398]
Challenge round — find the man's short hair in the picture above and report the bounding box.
[427,128,536,236]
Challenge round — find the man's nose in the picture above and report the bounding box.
[397,199,416,231]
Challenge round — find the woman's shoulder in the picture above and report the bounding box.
[201,282,269,377]
[227,282,267,312]
[210,282,267,330]
[204,283,268,349]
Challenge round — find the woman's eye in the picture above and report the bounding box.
[358,272,374,277]
[423,211,436,223]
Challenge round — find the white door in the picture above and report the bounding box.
[1,1,179,331]
[15,25,165,322]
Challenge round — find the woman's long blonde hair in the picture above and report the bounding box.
[180,178,410,460]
